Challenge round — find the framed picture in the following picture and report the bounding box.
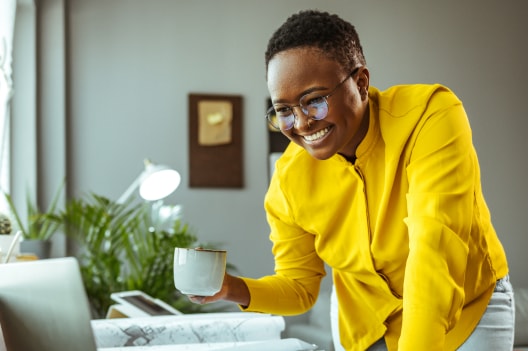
[188,94,243,188]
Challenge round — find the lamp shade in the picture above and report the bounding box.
[117,159,181,204]
[139,165,181,201]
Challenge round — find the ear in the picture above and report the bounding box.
[356,67,370,101]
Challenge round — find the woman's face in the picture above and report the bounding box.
[267,47,370,160]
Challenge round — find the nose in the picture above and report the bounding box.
[292,105,312,129]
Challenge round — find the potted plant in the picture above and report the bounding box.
[3,182,64,259]
[60,193,231,318]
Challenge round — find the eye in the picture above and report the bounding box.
[274,106,292,117]
[305,96,326,107]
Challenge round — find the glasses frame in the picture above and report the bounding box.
[266,67,360,131]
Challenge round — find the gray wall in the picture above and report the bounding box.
[20,0,529,287]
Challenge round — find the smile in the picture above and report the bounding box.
[303,127,330,142]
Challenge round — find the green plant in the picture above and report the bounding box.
[60,193,227,318]
[0,213,12,234]
[3,182,64,240]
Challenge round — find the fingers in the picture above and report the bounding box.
[188,295,211,304]
[186,273,231,305]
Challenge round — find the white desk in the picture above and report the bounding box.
[98,338,319,350]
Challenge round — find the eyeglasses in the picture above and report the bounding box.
[266,68,359,131]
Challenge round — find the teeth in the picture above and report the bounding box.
[304,127,329,141]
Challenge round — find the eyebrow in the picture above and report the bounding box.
[271,85,330,105]
[272,67,359,105]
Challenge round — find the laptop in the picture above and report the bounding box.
[0,257,98,351]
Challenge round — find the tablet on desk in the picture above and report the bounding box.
[109,290,182,318]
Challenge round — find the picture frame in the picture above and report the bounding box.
[188,93,243,188]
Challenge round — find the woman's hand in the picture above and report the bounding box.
[187,273,250,307]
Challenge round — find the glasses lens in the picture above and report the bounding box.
[302,95,328,120]
[266,107,280,129]
[267,106,295,130]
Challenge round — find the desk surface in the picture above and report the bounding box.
[98,338,320,350]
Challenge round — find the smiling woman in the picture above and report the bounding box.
[184,9,514,351]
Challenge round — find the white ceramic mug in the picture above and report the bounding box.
[173,247,227,296]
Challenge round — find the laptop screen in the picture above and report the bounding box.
[0,257,98,351]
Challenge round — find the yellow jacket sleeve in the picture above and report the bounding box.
[399,90,475,349]
[241,167,326,315]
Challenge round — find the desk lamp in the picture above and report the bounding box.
[117,159,181,204]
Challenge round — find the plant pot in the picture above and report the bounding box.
[19,239,52,259]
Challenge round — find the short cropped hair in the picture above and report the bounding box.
[265,10,366,74]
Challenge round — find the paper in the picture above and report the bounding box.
[92,312,285,348]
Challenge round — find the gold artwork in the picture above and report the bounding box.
[198,100,233,146]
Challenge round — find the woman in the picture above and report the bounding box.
[189,10,514,351]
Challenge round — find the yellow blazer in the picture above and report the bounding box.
[242,84,509,351]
